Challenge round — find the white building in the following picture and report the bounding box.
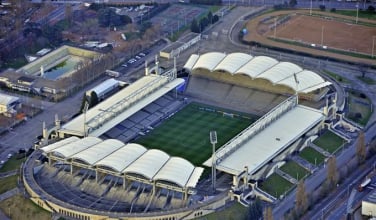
[160,33,201,59]
[0,93,21,117]
[86,78,120,101]
[362,188,376,217]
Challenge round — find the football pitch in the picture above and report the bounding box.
[135,102,257,166]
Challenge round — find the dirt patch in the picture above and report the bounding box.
[244,10,376,65]
[265,14,376,54]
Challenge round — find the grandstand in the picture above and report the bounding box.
[184,52,331,102]
[57,69,183,138]
[39,137,203,204]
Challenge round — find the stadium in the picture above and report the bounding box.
[23,52,334,219]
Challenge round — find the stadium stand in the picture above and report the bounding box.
[184,52,331,100]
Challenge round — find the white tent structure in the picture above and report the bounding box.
[41,137,204,199]
[184,52,331,94]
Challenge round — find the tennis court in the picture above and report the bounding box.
[135,102,257,166]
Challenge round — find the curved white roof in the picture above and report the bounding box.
[192,52,226,71]
[42,138,204,189]
[154,157,195,187]
[258,62,303,84]
[184,52,331,93]
[41,136,80,154]
[87,78,119,97]
[183,54,200,70]
[186,167,205,188]
[214,53,253,74]
[278,70,327,93]
[123,149,170,180]
[71,139,124,165]
[95,143,147,173]
[236,56,278,78]
[51,137,102,159]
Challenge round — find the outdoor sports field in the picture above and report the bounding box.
[135,102,257,166]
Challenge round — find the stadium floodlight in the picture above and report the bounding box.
[293,73,299,104]
[210,131,217,193]
[83,100,89,137]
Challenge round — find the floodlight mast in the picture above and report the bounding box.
[210,131,217,193]
[83,101,89,137]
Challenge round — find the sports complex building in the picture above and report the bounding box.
[23,52,336,219]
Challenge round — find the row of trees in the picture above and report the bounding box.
[190,0,222,5]
[190,11,220,33]
[290,130,368,219]
[97,8,132,28]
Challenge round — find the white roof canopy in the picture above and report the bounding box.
[154,157,196,187]
[41,138,204,189]
[40,136,80,154]
[184,52,331,93]
[205,105,324,175]
[71,139,124,165]
[51,137,102,159]
[124,149,170,180]
[96,143,147,173]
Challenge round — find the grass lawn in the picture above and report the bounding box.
[313,130,345,154]
[356,76,376,85]
[259,173,294,199]
[331,10,376,20]
[0,157,26,173]
[195,202,247,220]
[322,69,350,84]
[346,91,372,126]
[299,147,326,165]
[136,102,256,166]
[280,161,310,181]
[0,175,18,194]
[0,195,51,220]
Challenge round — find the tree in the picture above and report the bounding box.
[89,91,99,108]
[213,14,219,23]
[190,19,200,33]
[319,5,326,11]
[356,131,367,164]
[359,64,367,78]
[65,4,73,27]
[289,0,297,8]
[97,8,131,28]
[79,94,89,113]
[199,17,209,31]
[207,11,213,24]
[326,156,338,188]
[367,5,375,14]
[42,25,63,46]
[264,206,273,220]
[295,180,308,216]
[247,198,263,220]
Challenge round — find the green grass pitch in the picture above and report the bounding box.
[135,102,257,166]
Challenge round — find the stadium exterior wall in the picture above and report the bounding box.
[23,161,228,220]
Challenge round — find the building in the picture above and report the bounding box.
[85,78,121,101]
[0,93,20,117]
[362,188,376,217]
[160,33,201,59]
